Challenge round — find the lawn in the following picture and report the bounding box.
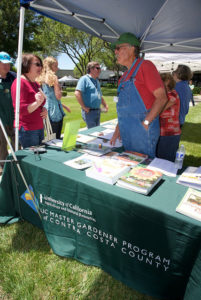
[0,88,201,300]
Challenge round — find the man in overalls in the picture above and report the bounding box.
[0,52,16,175]
[110,33,168,158]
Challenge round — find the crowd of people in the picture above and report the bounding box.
[0,36,194,174]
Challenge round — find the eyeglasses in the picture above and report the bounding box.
[115,44,131,51]
[94,67,101,70]
[32,62,42,67]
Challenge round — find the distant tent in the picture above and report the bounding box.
[58,75,78,83]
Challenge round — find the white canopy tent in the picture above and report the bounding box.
[58,75,78,83]
[145,53,201,73]
[15,0,201,150]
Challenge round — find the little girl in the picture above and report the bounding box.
[37,57,71,139]
[156,73,181,162]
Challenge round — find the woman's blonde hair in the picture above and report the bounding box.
[37,56,58,86]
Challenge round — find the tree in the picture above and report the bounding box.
[0,0,44,59]
[35,18,107,76]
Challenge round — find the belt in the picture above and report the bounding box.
[90,108,100,111]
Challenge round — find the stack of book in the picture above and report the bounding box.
[176,166,201,190]
[85,158,130,185]
[116,166,163,195]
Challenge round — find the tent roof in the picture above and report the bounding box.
[20,0,201,53]
[145,53,201,72]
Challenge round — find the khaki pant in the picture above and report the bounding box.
[0,124,15,169]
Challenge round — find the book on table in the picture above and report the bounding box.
[147,157,178,177]
[113,151,148,167]
[116,166,163,195]
[176,166,201,190]
[176,188,201,222]
[63,154,98,169]
[85,158,130,185]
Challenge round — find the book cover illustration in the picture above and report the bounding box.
[117,166,162,195]
[114,151,148,167]
[176,188,201,222]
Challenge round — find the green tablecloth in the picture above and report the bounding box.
[0,138,201,300]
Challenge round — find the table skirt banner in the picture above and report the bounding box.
[0,149,201,300]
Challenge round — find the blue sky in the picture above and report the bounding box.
[57,53,75,70]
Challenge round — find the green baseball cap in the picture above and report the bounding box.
[111,32,140,49]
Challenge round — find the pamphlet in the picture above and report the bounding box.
[116,166,163,195]
[176,188,201,221]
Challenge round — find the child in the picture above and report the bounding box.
[156,73,181,162]
[37,57,71,139]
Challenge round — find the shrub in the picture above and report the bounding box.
[62,91,67,97]
[193,87,201,95]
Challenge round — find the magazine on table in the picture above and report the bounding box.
[63,154,97,169]
[176,166,201,190]
[147,157,178,177]
[116,166,163,195]
[85,158,130,185]
[176,188,201,222]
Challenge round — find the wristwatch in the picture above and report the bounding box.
[143,119,150,126]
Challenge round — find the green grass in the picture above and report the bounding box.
[1,88,201,300]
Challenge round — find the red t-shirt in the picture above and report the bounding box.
[119,59,164,109]
[159,90,181,136]
[11,78,45,130]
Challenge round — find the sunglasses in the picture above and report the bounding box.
[115,44,131,51]
[94,67,101,70]
[32,62,42,67]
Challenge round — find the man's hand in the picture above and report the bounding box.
[110,124,121,146]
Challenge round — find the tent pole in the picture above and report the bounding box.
[15,6,25,151]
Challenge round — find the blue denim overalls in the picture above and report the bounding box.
[117,59,160,158]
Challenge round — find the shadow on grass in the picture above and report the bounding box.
[11,220,51,253]
[82,270,158,300]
